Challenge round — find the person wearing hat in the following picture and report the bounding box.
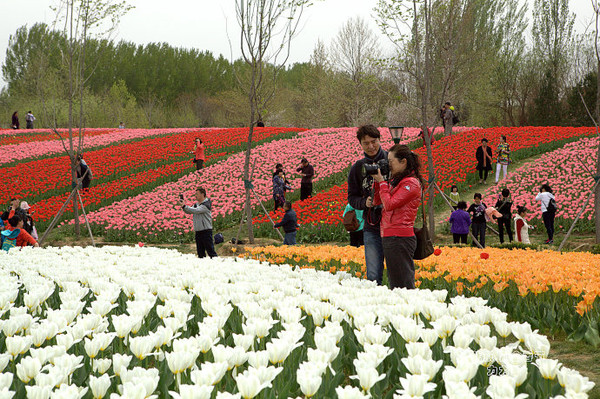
[296,158,314,201]
[19,201,37,238]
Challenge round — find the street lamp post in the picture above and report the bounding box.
[388,126,404,145]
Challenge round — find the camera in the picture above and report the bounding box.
[179,194,184,200]
[362,159,390,179]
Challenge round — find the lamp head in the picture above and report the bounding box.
[389,126,404,144]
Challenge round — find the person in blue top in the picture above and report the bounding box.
[449,201,471,244]
[274,201,299,245]
[343,204,364,247]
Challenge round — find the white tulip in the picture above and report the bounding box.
[0,374,12,391]
[350,366,386,392]
[297,371,321,397]
[535,358,561,380]
[524,334,550,357]
[504,364,528,387]
[25,385,51,399]
[247,351,269,369]
[89,374,111,399]
[120,367,159,398]
[190,362,228,386]
[335,385,370,398]
[169,384,213,399]
[452,331,473,349]
[214,393,241,399]
[362,344,394,364]
[405,342,432,360]
[420,328,439,347]
[31,327,48,347]
[252,366,282,386]
[84,338,102,359]
[486,375,526,399]
[53,354,83,376]
[129,335,155,360]
[112,354,132,376]
[235,370,267,399]
[0,387,15,399]
[510,322,533,343]
[5,335,32,358]
[0,354,10,372]
[493,320,512,338]
[166,351,196,375]
[558,368,595,394]
[16,357,41,383]
[92,359,112,374]
[442,381,480,399]
[50,383,88,399]
[396,374,436,397]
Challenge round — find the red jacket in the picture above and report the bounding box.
[374,176,421,237]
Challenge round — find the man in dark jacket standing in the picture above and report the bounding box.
[180,187,218,258]
[347,125,387,285]
[274,201,298,245]
[494,188,513,244]
[296,158,315,201]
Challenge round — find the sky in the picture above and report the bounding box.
[0,0,592,89]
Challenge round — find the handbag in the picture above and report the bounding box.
[343,209,359,232]
[413,191,434,260]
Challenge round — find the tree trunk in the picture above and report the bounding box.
[597,60,600,243]
[67,0,80,238]
[243,68,257,244]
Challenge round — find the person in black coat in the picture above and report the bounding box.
[475,138,493,184]
[11,111,19,129]
[494,188,513,244]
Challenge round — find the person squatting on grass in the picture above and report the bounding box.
[273,201,299,245]
[373,145,423,290]
[180,187,218,258]
[348,125,387,285]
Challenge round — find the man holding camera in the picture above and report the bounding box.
[180,187,218,259]
[348,125,387,285]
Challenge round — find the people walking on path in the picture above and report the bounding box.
[297,158,314,200]
[495,135,511,183]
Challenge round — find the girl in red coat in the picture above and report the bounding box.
[373,144,423,289]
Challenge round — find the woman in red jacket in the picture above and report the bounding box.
[373,144,423,289]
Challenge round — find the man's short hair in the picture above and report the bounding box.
[8,215,21,227]
[356,125,380,142]
[457,201,467,210]
[501,135,507,141]
[502,188,510,197]
[481,138,488,143]
[197,187,207,196]
[474,193,482,200]
[10,197,17,202]
[300,158,308,164]
[284,201,292,209]
[445,102,451,106]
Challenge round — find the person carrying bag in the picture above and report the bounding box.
[373,145,427,290]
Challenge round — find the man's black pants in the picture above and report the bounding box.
[300,183,312,201]
[195,229,218,258]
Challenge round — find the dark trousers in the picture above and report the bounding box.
[349,230,364,247]
[453,233,468,244]
[472,222,486,247]
[497,218,513,244]
[195,229,217,258]
[382,235,417,290]
[478,169,489,181]
[195,159,204,170]
[542,211,555,241]
[300,183,312,201]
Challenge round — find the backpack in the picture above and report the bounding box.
[452,110,459,125]
[343,210,360,232]
[214,233,224,244]
[547,198,558,213]
[1,229,20,252]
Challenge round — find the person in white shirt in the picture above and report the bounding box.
[535,184,555,244]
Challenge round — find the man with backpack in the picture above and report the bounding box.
[443,102,459,136]
[2,215,39,251]
[25,111,36,129]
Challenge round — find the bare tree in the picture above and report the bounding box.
[235,0,312,243]
[591,0,600,243]
[376,0,437,237]
[42,0,131,237]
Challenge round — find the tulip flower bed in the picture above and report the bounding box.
[0,246,594,399]
[80,128,386,241]
[484,136,599,232]
[2,127,302,203]
[245,245,600,346]
[253,126,598,242]
[0,128,118,146]
[0,127,224,165]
